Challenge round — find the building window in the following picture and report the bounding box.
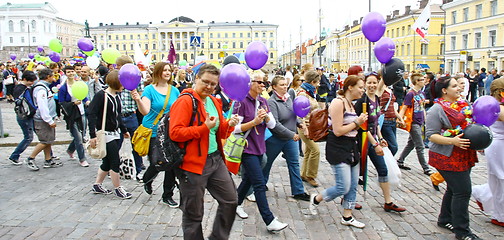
[421,43,428,55]
[270,52,274,58]
[123,44,126,50]
[123,35,126,40]
[450,36,456,50]
[407,44,411,55]
[130,35,133,40]
[489,30,496,47]
[9,20,14,32]
[474,61,480,70]
[391,29,394,38]
[232,33,236,38]
[240,33,243,38]
[210,42,213,49]
[131,44,134,50]
[402,27,405,36]
[225,33,228,38]
[491,1,498,16]
[184,43,187,49]
[462,34,468,49]
[270,32,273,38]
[262,32,265,38]
[116,44,119,49]
[116,35,119,40]
[255,32,258,38]
[153,44,156,50]
[441,24,445,34]
[210,33,213,38]
[232,42,236,48]
[183,53,187,60]
[396,28,399,37]
[217,33,220,38]
[476,4,482,19]
[210,53,214,59]
[146,44,149,50]
[21,36,25,43]
[201,33,204,38]
[248,33,251,38]
[463,7,469,22]
[475,32,481,48]
[145,34,148,39]
[153,34,156,39]
[108,35,111,40]
[440,43,445,55]
[401,45,404,56]
[452,11,457,24]
[32,36,36,43]
[48,22,51,32]
[31,20,36,32]
[20,20,25,32]
[9,37,13,43]
[270,42,273,48]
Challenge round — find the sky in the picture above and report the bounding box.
[5,0,443,54]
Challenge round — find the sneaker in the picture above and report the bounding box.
[26,159,40,171]
[9,158,22,166]
[384,202,406,212]
[456,234,482,240]
[246,194,256,202]
[309,194,318,215]
[144,183,153,195]
[397,163,411,170]
[340,216,365,228]
[79,160,90,167]
[236,205,248,219]
[43,159,63,168]
[114,186,132,199]
[51,156,60,160]
[437,222,454,232]
[67,150,76,160]
[266,218,288,232]
[432,183,440,191]
[293,193,311,201]
[92,184,112,194]
[162,197,179,208]
[140,164,146,170]
[491,219,504,227]
[424,169,434,176]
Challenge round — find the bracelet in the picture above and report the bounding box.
[379,137,385,141]
[372,142,380,148]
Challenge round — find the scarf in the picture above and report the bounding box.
[434,98,473,137]
[274,90,289,102]
[301,82,316,98]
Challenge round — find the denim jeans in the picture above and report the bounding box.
[237,153,275,225]
[368,144,388,182]
[438,169,473,238]
[398,123,429,171]
[119,115,143,174]
[322,163,359,209]
[380,120,398,156]
[263,136,304,196]
[9,117,34,161]
[68,120,86,161]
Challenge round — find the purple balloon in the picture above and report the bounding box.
[245,41,269,70]
[219,63,251,101]
[78,52,86,58]
[77,38,94,52]
[374,37,395,64]
[48,51,61,62]
[9,53,16,61]
[293,96,311,118]
[472,96,501,127]
[28,53,35,59]
[362,12,386,42]
[37,46,44,52]
[118,63,142,91]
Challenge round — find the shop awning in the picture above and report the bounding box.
[416,64,430,69]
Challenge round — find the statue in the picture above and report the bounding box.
[84,20,90,38]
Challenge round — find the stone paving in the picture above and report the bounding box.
[0,100,503,239]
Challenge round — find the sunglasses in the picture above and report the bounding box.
[252,80,266,85]
[365,71,379,77]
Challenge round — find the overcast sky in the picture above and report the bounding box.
[6,0,443,54]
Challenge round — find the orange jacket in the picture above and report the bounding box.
[169,88,234,175]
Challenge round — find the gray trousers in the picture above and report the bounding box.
[178,152,238,240]
[398,123,429,171]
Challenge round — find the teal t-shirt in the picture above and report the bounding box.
[206,97,220,154]
[141,85,180,137]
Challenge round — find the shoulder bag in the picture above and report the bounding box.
[398,91,414,132]
[86,92,108,159]
[132,86,171,157]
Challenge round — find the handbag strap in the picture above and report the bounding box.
[101,91,108,131]
[153,86,172,126]
[383,91,392,112]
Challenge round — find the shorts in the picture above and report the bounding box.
[34,120,55,144]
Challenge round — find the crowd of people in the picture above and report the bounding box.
[2,57,504,240]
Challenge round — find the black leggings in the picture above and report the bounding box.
[100,139,121,173]
[142,138,176,199]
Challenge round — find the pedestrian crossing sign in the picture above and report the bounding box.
[190,36,201,47]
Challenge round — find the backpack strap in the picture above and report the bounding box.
[31,83,50,107]
[179,92,202,156]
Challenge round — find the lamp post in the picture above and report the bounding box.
[299,23,303,67]
[367,0,372,71]
[318,0,323,67]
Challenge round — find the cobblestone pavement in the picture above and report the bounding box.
[0,100,503,239]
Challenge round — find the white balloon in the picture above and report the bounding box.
[86,56,100,70]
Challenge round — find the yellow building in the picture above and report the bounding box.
[327,3,445,73]
[443,0,504,73]
[91,17,279,69]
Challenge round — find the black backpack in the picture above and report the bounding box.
[14,85,38,119]
[151,93,201,171]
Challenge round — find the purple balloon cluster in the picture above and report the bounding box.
[293,96,311,118]
[245,41,268,70]
[219,63,251,102]
[472,96,501,127]
[118,64,142,91]
[48,51,61,62]
[362,12,397,65]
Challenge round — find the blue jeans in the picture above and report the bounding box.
[322,163,359,209]
[380,120,398,156]
[119,115,143,174]
[68,121,86,161]
[237,153,275,225]
[9,117,34,160]
[263,136,304,195]
[368,144,388,182]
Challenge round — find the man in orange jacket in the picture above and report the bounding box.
[169,64,239,240]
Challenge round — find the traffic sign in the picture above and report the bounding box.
[190,36,201,47]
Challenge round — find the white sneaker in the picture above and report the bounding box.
[309,194,318,215]
[79,160,90,167]
[246,194,256,202]
[236,205,248,219]
[266,218,288,232]
[340,216,365,228]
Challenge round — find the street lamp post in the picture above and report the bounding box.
[319,0,322,67]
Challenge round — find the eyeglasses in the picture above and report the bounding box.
[365,71,379,77]
[252,80,266,85]
[200,79,218,88]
